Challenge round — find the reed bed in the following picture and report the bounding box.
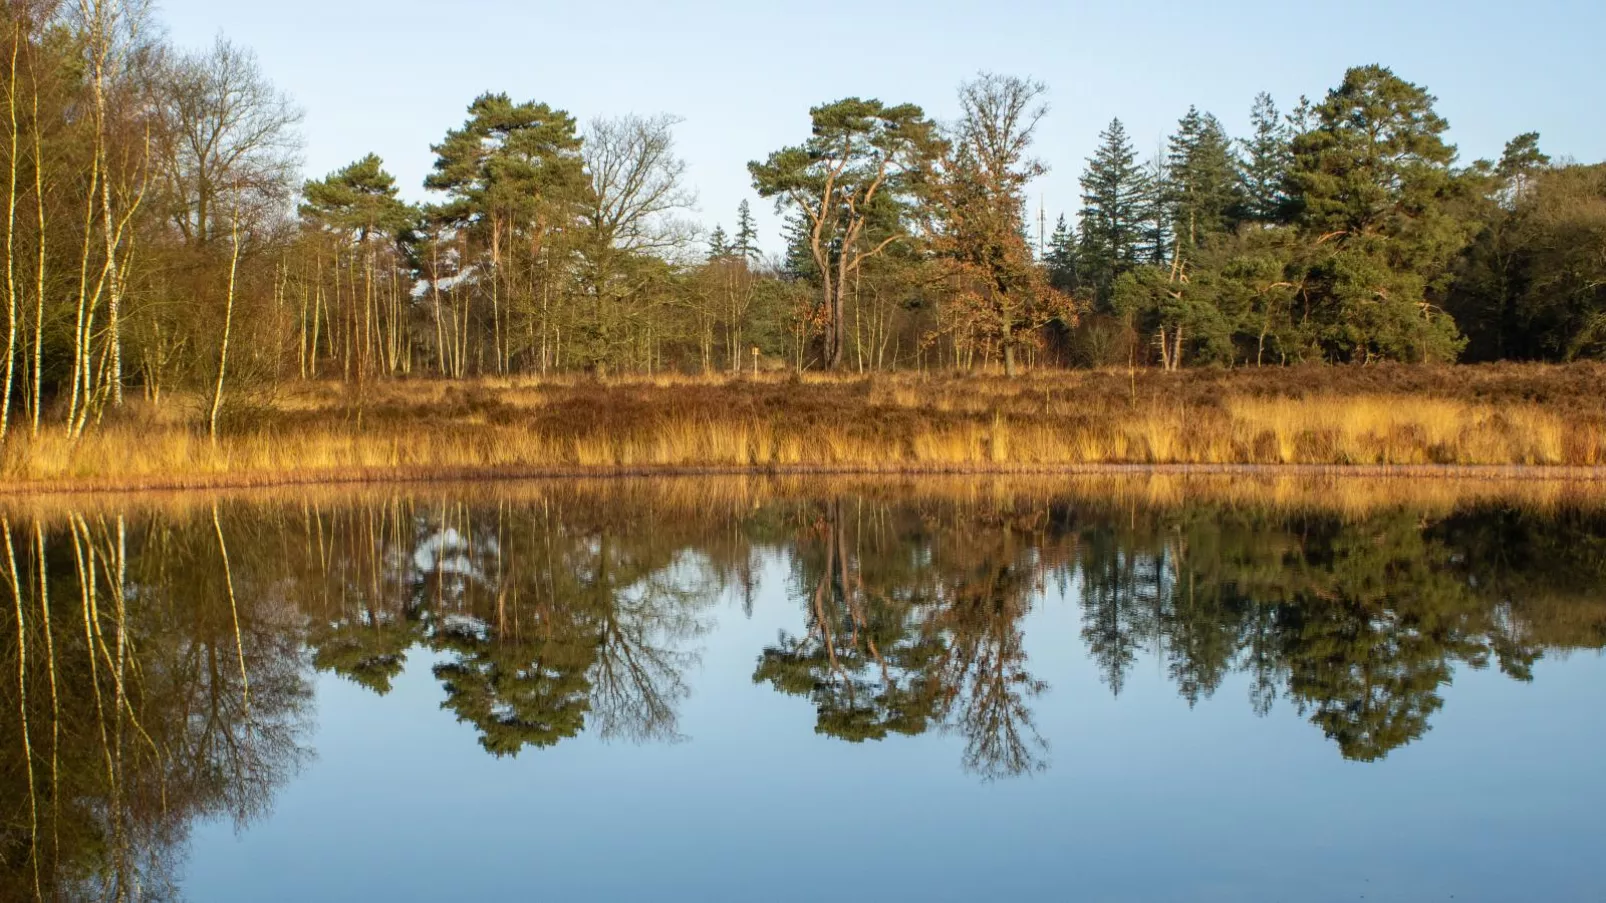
[4,363,1604,493]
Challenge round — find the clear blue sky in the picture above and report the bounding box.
[156,0,1605,254]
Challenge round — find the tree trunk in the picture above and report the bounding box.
[209,214,241,441]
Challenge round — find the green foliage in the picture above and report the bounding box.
[734,199,760,260]
[1077,119,1147,305]
[750,97,943,368]
[1165,107,1242,254]
[300,153,414,242]
[1451,162,1606,360]
[1238,92,1292,225]
[707,224,731,259]
[424,92,587,234]
[1044,214,1079,292]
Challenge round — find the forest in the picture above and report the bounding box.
[0,1,1603,449]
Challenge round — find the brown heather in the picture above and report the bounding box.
[4,363,1605,493]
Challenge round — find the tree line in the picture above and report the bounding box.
[2,1,1603,439]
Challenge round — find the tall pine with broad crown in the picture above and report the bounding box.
[1077,118,1146,304]
[1238,93,1291,225]
[1285,65,1470,362]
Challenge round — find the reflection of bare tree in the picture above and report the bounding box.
[288,497,717,756]
[590,562,707,744]
[1,509,313,902]
[924,516,1055,780]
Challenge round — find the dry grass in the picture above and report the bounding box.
[7,473,1606,529]
[4,363,1605,493]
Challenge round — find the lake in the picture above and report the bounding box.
[3,477,1604,902]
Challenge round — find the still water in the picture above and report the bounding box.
[3,479,1605,902]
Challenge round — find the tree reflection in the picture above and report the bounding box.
[293,497,717,756]
[754,499,1057,779]
[4,484,1606,898]
[0,511,312,902]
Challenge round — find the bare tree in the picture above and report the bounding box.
[575,114,696,369]
[937,74,1064,377]
[75,0,157,408]
[581,114,698,257]
[955,72,1049,195]
[155,37,302,249]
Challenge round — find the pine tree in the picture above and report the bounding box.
[1496,132,1549,204]
[1044,215,1080,292]
[734,200,760,260]
[1077,118,1147,303]
[1239,93,1291,225]
[1285,65,1469,362]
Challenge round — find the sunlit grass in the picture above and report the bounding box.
[3,366,1604,492]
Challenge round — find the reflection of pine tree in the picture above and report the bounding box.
[1160,539,1252,708]
[1079,531,1150,697]
[1270,512,1485,762]
[309,608,419,695]
[433,620,597,756]
[754,507,945,742]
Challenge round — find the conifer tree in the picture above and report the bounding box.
[1238,93,1291,225]
[708,224,730,259]
[1137,154,1170,267]
[1165,107,1241,257]
[1044,215,1079,292]
[1077,118,1146,303]
[1285,65,1469,361]
[734,200,759,260]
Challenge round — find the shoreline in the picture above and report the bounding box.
[6,460,1606,500]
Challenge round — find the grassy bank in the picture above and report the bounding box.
[5,363,1605,492]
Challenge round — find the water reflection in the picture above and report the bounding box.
[3,480,1605,899]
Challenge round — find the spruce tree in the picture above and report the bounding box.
[734,200,760,260]
[1239,93,1291,225]
[1077,118,1147,303]
[708,225,731,259]
[1044,214,1080,292]
[1165,108,1241,254]
[1137,154,1174,266]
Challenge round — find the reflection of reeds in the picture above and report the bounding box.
[2,366,1605,492]
[8,472,1606,531]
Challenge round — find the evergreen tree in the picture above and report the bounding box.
[708,224,731,259]
[1165,108,1241,254]
[1077,118,1147,304]
[1137,153,1171,266]
[1496,132,1550,204]
[301,153,414,241]
[1238,92,1291,225]
[1285,65,1471,362]
[1044,214,1080,292]
[734,199,760,260]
